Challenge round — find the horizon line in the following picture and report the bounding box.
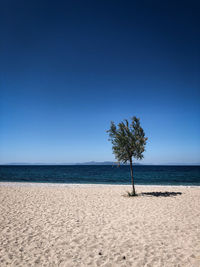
[0,162,200,166]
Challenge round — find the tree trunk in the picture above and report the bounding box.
[130,157,136,195]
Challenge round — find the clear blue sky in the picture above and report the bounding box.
[0,0,200,164]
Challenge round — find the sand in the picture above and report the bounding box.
[0,183,200,267]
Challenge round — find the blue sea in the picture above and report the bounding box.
[0,165,200,186]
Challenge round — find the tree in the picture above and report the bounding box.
[107,116,147,196]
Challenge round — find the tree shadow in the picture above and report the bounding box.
[141,191,182,197]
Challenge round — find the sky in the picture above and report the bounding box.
[0,0,200,164]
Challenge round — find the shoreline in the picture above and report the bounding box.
[0,181,199,188]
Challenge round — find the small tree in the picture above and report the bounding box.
[107,116,147,196]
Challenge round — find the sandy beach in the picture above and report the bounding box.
[0,183,200,266]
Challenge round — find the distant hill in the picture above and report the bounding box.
[75,161,142,165]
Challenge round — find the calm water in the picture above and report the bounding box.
[0,165,200,185]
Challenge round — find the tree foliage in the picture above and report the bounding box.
[107,116,147,163]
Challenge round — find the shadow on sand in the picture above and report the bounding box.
[141,192,182,197]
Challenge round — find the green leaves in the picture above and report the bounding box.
[107,117,147,163]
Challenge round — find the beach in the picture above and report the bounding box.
[0,183,200,266]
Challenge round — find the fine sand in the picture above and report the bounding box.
[0,183,200,267]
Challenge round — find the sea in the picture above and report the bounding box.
[0,165,200,186]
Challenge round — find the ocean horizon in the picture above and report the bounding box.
[0,165,200,186]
